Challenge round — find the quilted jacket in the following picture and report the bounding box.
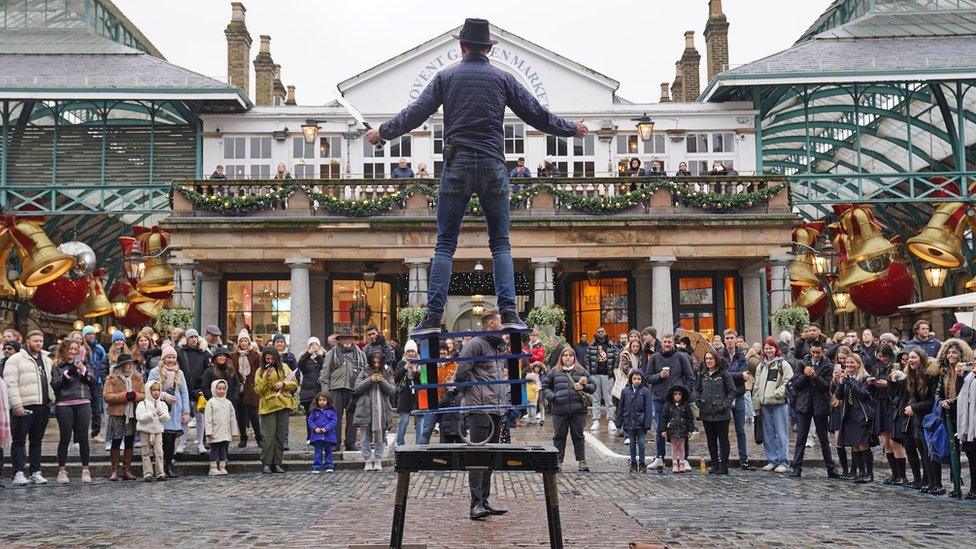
[379,52,578,162]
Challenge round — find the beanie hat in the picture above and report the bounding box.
[111,331,125,343]
[307,336,321,349]
[82,325,96,337]
[184,328,199,339]
[161,345,178,360]
[404,339,418,353]
[271,333,286,344]
[237,330,251,344]
[3,340,21,352]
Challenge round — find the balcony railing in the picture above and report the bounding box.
[170,176,791,218]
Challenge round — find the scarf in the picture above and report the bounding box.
[238,350,252,378]
[371,375,384,442]
[0,379,11,451]
[161,366,178,391]
[957,372,976,443]
[121,370,135,420]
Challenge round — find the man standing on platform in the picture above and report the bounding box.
[366,18,587,336]
[454,309,509,520]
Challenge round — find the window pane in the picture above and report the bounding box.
[724,276,737,332]
[332,280,394,340]
[363,139,375,158]
[571,277,629,344]
[654,135,665,154]
[678,277,714,305]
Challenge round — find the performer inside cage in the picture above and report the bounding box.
[366,18,587,336]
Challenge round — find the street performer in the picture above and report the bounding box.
[366,18,587,336]
[454,309,509,520]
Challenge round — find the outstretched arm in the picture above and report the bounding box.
[506,76,582,138]
[377,76,444,140]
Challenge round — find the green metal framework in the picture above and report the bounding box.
[797,0,976,43]
[1,0,159,55]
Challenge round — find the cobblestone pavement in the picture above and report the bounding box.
[2,462,974,548]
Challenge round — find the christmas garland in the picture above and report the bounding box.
[174,184,299,214]
[173,179,786,215]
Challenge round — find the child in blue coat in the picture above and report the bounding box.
[307,392,338,473]
[615,369,654,473]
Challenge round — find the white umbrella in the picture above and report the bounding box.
[899,292,976,311]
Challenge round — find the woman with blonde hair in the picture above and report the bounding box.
[834,353,875,482]
[904,347,942,494]
[935,338,971,498]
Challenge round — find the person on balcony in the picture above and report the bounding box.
[675,162,692,177]
[510,157,532,178]
[648,160,667,178]
[274,163,293,180]
[415,162,433,179]
[209,165,227,180]
[391,158,415,179]
[537,157,558,178]
[366,17,586,335]
[625,157,645,177]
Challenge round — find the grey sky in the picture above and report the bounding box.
[116,0,833,105]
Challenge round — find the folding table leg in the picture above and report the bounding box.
[542,471,563,549]
[390,471,411,549]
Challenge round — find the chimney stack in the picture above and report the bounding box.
[704,0,730,82]
[678,31,701,101]
[224,2,252,98]
[670,62,684,104]
[286,85,297,106]
[660,82,671,103]
[253,35,275,106]
[273,63,287,105]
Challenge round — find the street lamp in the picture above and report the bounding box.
[362,263,378,290]
[923,264,949,288]
[471,294,485,316]
[632,113,655,142]
[111,295,130,319]
[813,255,832,276]
[301,119,321,145]
[474,260,484,272]
[585,262,601,287]
[831,290,851,310]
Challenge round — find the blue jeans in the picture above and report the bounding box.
[650,400,667,458]
[629,428,646,464]
[397,411,422,446]
[312,440,334,470]
[732,397,749,461]
[761,404,790,468]
[416,414,437,445]
[427,151,515,315]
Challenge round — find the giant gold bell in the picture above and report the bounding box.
[789,254,820,288]
[135,230,173,295]
[134,299,163,320]
[793,286,826,309]
[81,276,113,318]
[14,222,74,286]
[0,231,16,298]
[844,207,896,265]
[828,222,884,292]
[907,202,969,268]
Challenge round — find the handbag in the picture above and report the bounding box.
[196,394,208,412]
[923,398,951,465]
[564,371,593,408]
[754,410,764,445]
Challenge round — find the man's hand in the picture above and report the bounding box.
[13,406,26,416]
[659,369,669,379]
[365,129,382,145]
[574,119,588,138]
[804,366,815,377]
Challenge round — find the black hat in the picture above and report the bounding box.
[3,340,21,352]
[452,18,497,46]
[115,353,136,368]
[211,346,232,360]
[336,327,356,340]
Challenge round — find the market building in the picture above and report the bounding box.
[165,1,795,347]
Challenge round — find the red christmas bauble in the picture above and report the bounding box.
[118,305,153,329]
[849,261,915,316]
[30,277,89,314]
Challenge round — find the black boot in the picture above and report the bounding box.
[718,459,729,475]
[882,452,896,485]
[841,450,859,481]
[861,450,874,483]
[164,461,179,479]
[238,436,247,449]
[892,458,908,485]
[629,462,637,474]
[707,454,719,475]
[836,446,849,477]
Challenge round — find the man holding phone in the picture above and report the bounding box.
[789,340,839,478]
[3,330,55,485]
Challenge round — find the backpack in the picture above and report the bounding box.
[923,399,951,465]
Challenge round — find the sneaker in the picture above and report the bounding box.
[364,461,374,471]
[12,471,29,486]
[608,421,618,432]
[175,441,185,454]
[312,467,321,473]
[104,442,112,451]
[433,423,440,434]
[623,438,630,445]
[589,420,599,432]
[81,470,92,483]
[188,418,197,429]
[197,444,208,455]
[774,465,790,474]
[56,471,69,484]
[535,413,542,420]
[411,313,443,336]
[762,463,776,471]
[71,442,80,451]
[578,460,590,472]
[375,460,383,471]
[648,457,664,469]
[326,468,334,473]
[92,434,105,444]
[805,437,814,448]
[30,472,48,485]
[681,460,692,472]
[500,310,527,331]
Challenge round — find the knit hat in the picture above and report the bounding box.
[307,336,321,349]
[82,325,96,337]
[184,328,199,339]
[161,345,178,360]
[237,330,251,343]
[404,339,418,353]
[3,341,21,352]
[950,322,967,334]
[271,333,286,345]
[111,331,125,343]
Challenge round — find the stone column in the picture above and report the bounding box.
[530,258,557,307]
[633,270,653,330]
[199,274,221,335]
[404,259,430,308]
[287,259,312,349]
[171,260,196,310]
[740,268,763,343]
[649,256,676,334]
[309,271,327,340]
[769,254,793,315]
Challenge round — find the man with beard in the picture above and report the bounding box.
[586,327,618,432]
[319,328,367,451]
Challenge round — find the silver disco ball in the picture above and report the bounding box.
[58,241,97,280]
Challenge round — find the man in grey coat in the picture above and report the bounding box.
[319,328,367,451]
[455,309,509,520]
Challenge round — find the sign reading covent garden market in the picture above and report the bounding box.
[409,46,551,107]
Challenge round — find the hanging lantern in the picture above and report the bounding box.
[812,255,832,276]
[30,275,89,314]
[831,290,851,310]
[111,295,130,319]
[81,275,112,318]
[12,222,74,286]
[119,236,145,285]
[923,264,949,288]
